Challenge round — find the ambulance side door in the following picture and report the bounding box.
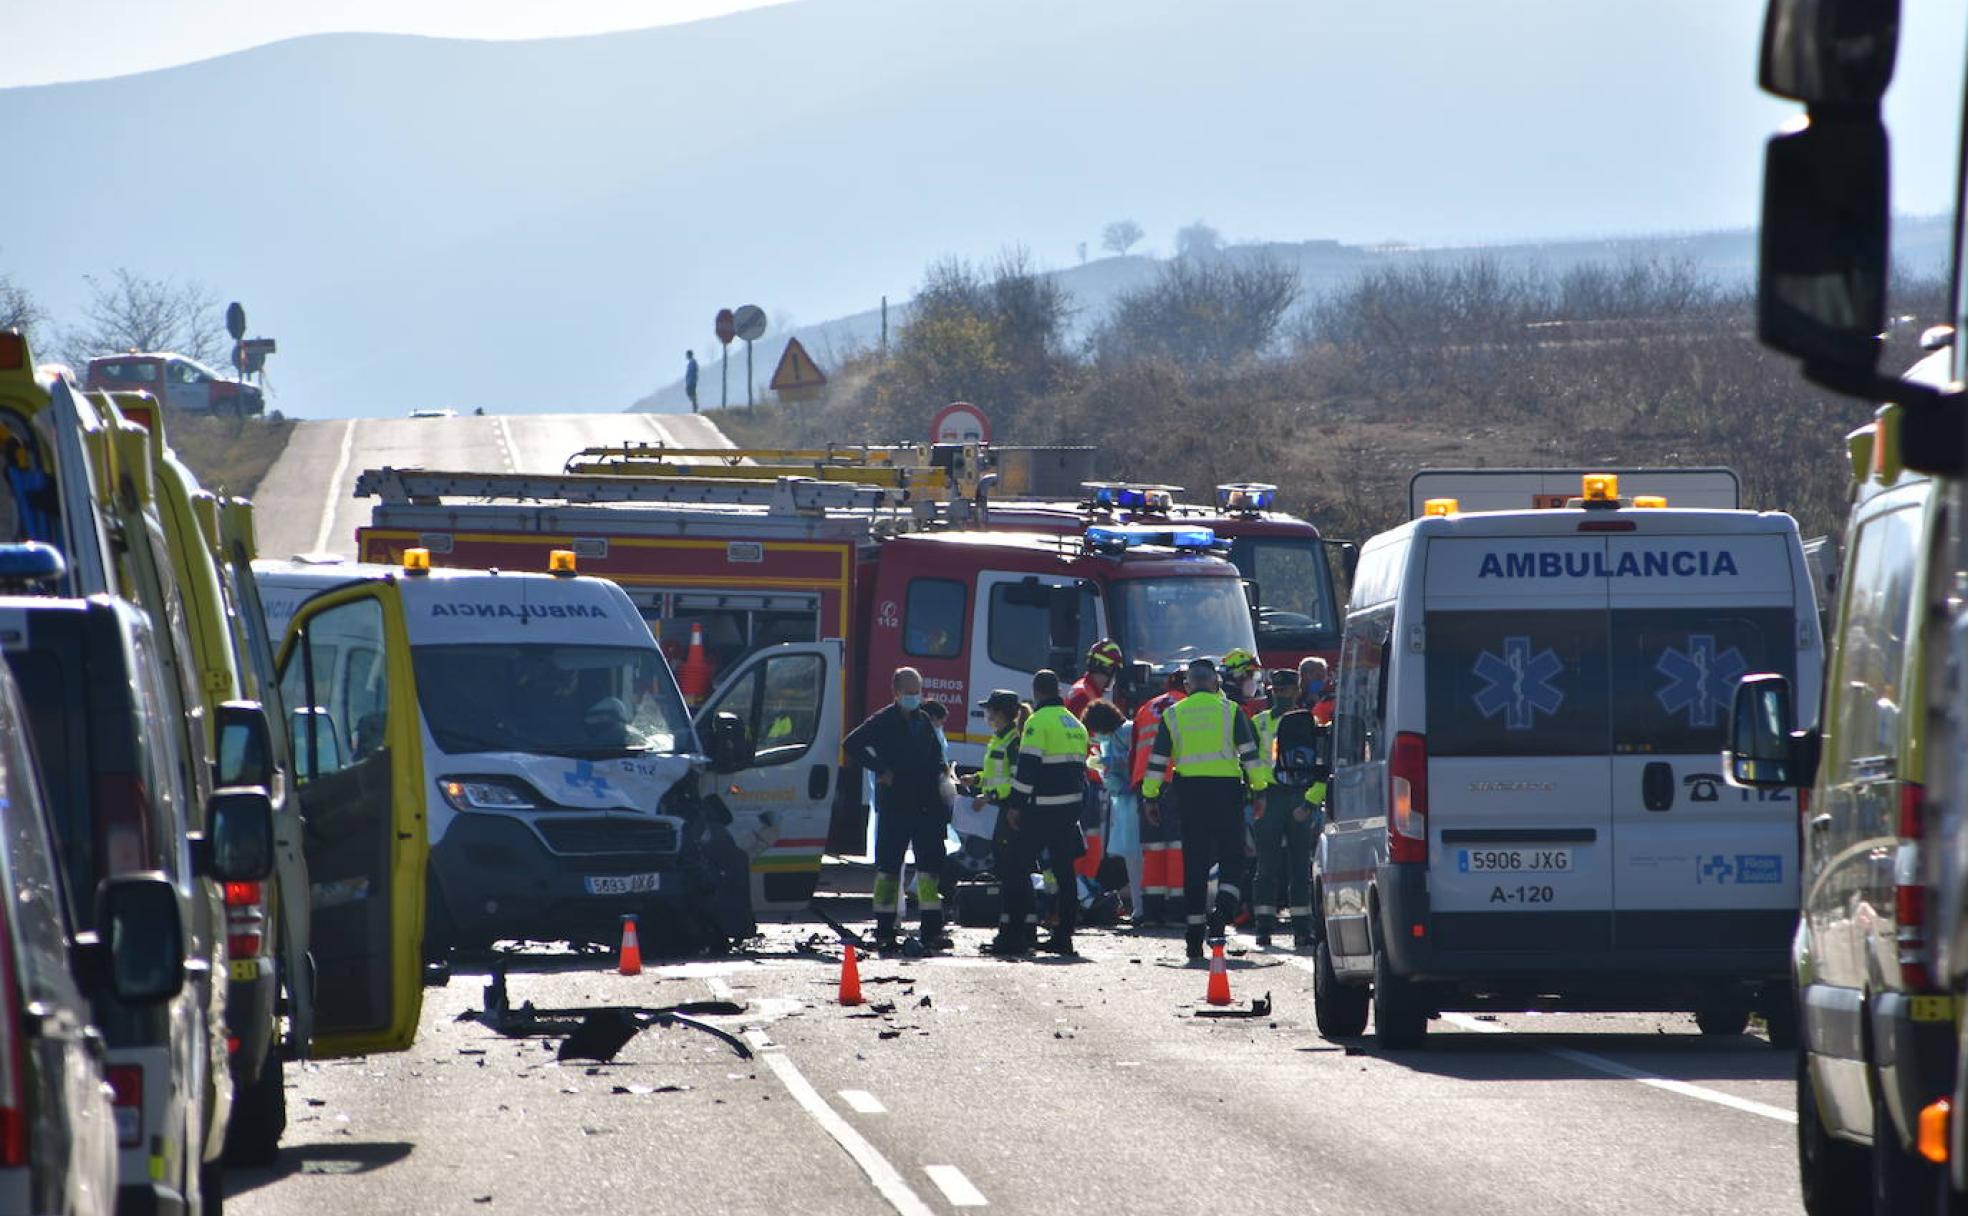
[695,640,844,910]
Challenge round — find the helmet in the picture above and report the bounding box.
[1086,638,1124,673]
[1221,647,1259,677]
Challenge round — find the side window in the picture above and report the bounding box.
[756,653,824,764]
[1829,504,1922,776]
[279,597,387,781]
[705,668,759,757]
[988,583,1098,674]
[1335,607,1393,766]
[904,579,965,659]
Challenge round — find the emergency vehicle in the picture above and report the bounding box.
[1312,473,1821,1049]
[351,465,1260,879]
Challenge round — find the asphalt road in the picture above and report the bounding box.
[229,904,1800,1216]
[253,411,738,560]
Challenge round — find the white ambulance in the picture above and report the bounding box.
[1311,474,1821,1048]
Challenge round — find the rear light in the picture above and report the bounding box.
[0,920,24,1167]
[91,773,153,874]
[1388,732,1428,864]
[224,881,263,907]
[1896,781,1933,989]
[228,932,264,960]
[226,880,266,961]
[105,1065,143,1147]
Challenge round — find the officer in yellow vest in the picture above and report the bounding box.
[1143,656,1269,960]
[992,670,1091,957]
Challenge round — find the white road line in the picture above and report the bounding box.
[642,414,673,448]
[923,1165,989,1207]
[704,976,737,1002]
[838,1089,887,1115]
[742,1027,773,1051]
[1436,1012,1797,1125]
[311,418,357,555]
[757,1052,936,1216]
[494,415,518,471]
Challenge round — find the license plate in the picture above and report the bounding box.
[1459,848,1572,873]
[584,872,662,895]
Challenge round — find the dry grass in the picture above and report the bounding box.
[163,413,296,498]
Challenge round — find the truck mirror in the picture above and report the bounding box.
[1758,116,1889,384]
[215,700,274,790]
[97,874,185,1005]
[708,711,753,773]
[1726,674,1814,788]
[202,788,275,883]
[1759,0,1900,105]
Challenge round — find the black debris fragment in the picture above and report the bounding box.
[1193,992,1274,1020]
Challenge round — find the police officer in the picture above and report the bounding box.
[1142,657,1269,960]
[842,667,951,953]
[992,670,1090,957]
[1251,669,1323,949]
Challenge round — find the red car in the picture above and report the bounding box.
[84,353,263,416]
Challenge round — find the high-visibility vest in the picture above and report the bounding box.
[1012,703,1090,809]
[1142,690,1266,798]
[1131,691,1182,789]
[980,726,1018,800]
[1252,707,1282,786]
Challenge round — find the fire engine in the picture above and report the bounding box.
[353,464,1259,895]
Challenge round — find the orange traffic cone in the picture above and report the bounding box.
[839,943,863,1006]
[1205,940,1232,1006]
[617,914,643,976]
[677,623,713,705]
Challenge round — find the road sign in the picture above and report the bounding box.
[715,308,735,345]
[769,338,826,395]
[733,305,766,342]
[226,302,247,341]
[931,401,991,445]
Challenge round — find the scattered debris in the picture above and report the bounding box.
[468,962,752,1061]
[917,995,933,1008]
[1194,992,1274,1020]
[878,1029,901,1040]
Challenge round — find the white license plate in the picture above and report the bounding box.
[1459,848,1572,873]
[584,872,662,895]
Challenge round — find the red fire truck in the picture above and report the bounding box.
[352,467,1259,894]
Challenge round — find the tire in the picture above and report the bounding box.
[1372,945,1429,1050]
[1797,1052,1867,1215]
[1313,938,1369,1038]
[1873,1079,1945,1215]
[1694,995,1752,1037]
[222,1045,285,1167]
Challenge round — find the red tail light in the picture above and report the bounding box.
[224,881,263,907]
[225,879,267,961]
[105,1064,143,1147]
[1900,782,1925,840]
[1388,732,1429,864]
[0,918,24,1167]
[1897,781,1933,989]
[90,773,153,874]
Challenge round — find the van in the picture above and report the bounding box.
[1312,474,1821,1048]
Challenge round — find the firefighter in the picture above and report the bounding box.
[1250,668,1319,948]
[842,667,951,953]
[1221,647,1265,710]
[991,669,1091,957]
[1066,638,1125,717]
[1130,667,1187,926]
[1142,657,1269,960]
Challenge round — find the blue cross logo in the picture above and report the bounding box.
[1471,636,1566,731]
[563,760,611,797]
[1655,635,1748,730]
[1699,854,1735,884]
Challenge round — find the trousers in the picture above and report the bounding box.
[1252,788,1314,921]
[1178,776,1247,933]
[873,800,948,922]
[999,808,1081,937]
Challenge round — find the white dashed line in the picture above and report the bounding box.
[494,415,518,471]
[923,1165,989,1207]
[704,976,737,1002]
[756,1052,936,1216]
[742,1027,773,1051]
[838,1089,887,1115]
[311,418,357,555]
[1434,1012,1797,1125]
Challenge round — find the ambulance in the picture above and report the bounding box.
[1311,474,1821,1048]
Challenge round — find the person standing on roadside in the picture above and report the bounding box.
[1130,667,1187,926]
[1298,656,1335,726]
[685,350,701,412]
[842,667,951,953]
[993,670,1091,957]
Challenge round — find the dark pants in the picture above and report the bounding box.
[1179,776,1247,934]
[1000,808,1081,939]
[1252,786,1314,923]
[873,799,947,931]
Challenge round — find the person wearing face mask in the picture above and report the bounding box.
[842,667,952,953]
[1297,657,1335,727]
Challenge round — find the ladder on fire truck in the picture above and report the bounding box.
[353,465,911,515]
[561,441,990,499]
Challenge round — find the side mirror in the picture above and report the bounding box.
[707,711,753,774]
[1759,0,1900,105]
[200,788,274,882]
[1725,673,1817,789]
[1758,116,1889,383]
[97,874,184,1004]
[215,701,274,790]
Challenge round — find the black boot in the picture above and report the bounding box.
[1185,924,1206,962]
[1142,893,1165,926]
[871,913,898,955]
[921,911,954,953]
[1292,920,1313,952]
[1254,915,1275,948]
[983,924,1034,956]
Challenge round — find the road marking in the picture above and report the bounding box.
[756,1051,935,1216]
[495,415,518,471]
[838,1089,887,1114]
[705,976,737,1002]
[311,418,357,555]
[1436,1012,1797,1125]
[643,414,673,448]
[923,1165,988,1207]
[742,1027,773,1051]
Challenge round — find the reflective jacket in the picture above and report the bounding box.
[1130,690,1183,790]
[1251,706,1283,788]
[1142,689,1267,799]
[1010,700,1090,812]
[980,725,1019,801]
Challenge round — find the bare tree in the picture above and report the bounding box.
[1094,255,1300,365]
[0,273,41,342]
[62,268,228,370]
[1101,219,1145,258]
[1174,220,1221,261]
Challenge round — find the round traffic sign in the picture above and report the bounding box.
[930,401,991,445]
[732,305,767,342]
[714,308,735,345]
[226,302,247,342]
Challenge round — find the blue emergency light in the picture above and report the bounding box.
[1084,524,1218,553]
[0,542,66,586]
[1216,483,1277,514]
[1082,482,1178,514]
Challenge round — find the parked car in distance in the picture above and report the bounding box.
[82,354,262,417]
[406,408,456,418]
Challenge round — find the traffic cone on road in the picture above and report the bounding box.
[1205,940,1232,1006]
[839,943,863,1006]
[617,914,643,977]
[678,623,713,705]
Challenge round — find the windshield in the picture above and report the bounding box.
[1228,537,1340,645]
[1111,576,1258,667]
[411,643,694,759]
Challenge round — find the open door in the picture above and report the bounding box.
[275,585,427,1057]
[693,641,844,910]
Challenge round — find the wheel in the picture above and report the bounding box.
[1314,938,1369,1038]
[222,1045,285,1166]
[1371,945,1428,1049]
[1694,994,1752,1037]
[198,1155,226,1216]
[1873,1078,1945,1215]
[1796,1051,1867,1215]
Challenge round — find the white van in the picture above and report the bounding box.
[1311,476,1822,1048]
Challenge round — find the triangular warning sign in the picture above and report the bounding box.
[769,337,827,391]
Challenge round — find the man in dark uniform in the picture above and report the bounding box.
[842,666,951,952]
